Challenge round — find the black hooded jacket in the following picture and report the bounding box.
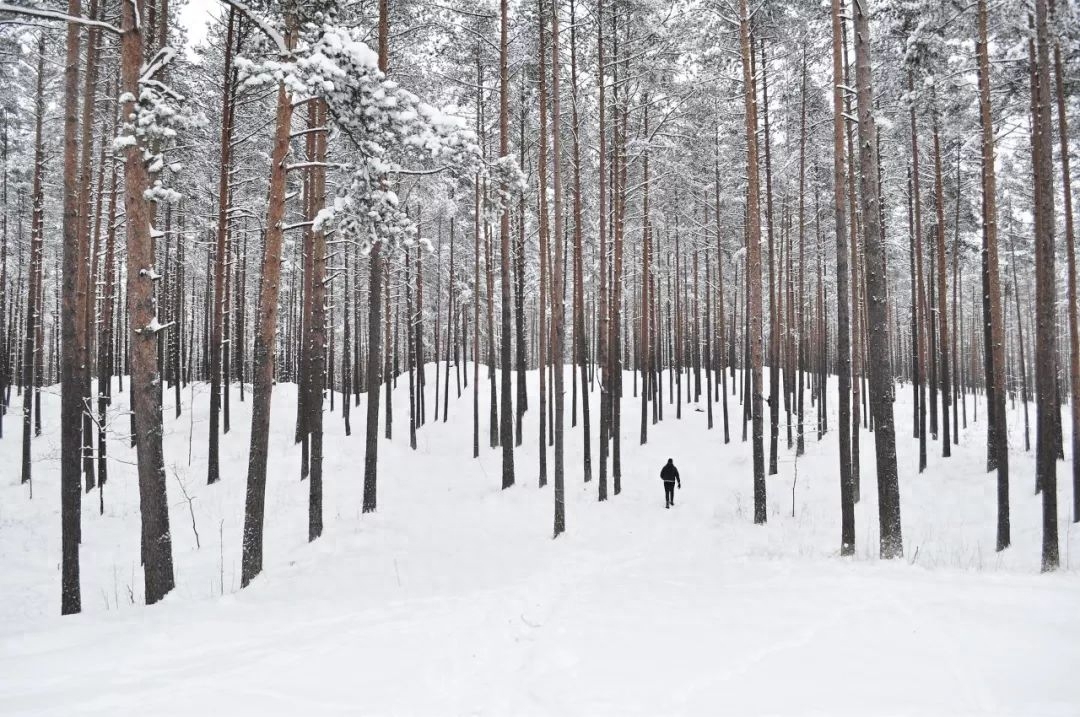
[660,461,680,484]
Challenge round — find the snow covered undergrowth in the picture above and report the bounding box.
[1,367,1078,716]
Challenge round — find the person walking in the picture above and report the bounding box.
[660,458,681,508]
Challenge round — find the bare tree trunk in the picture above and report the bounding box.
[77,0,101,494]
[910,72,929,472]
[515,84,527,443]
[976,0,1010,549]
[716,155,731,444]
[570,0,591,481]
[241,12,298,586]
[853,0,902,558]
[840,15,860,500]
[596,0,608,500]
[537,2,549,485]
[1031,0,1059,570]
[760,38,779,477]
[207,7,236,485]
[831,0,854,552]
[795,52,806,457]
[932,112,952,456]
[551,0,566,535]
[640,98,651,446]
[22,36,46,490]
[60,0,84,615]
[98,105,119,506]
[739,0,766,525]
[120,0,175,603]
[363,3,390,512]
[446,218,456,422]
[342,226,352,435]
[498,0,515,487]
[306,100,327,541]
[1048,0,1079,524]
[610,2,625,494]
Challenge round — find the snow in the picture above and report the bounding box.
[1,369,1077,716]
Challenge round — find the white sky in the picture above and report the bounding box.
[179,0,217,56]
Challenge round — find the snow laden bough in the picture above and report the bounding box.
[233,18,525,256]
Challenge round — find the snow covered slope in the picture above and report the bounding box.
[1,368,1078,716]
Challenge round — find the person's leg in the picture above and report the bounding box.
[669,481,675,506]
[664,482,673,507]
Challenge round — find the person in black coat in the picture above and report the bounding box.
[660,458,681,508]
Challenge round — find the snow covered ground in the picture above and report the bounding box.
[1,367,1078,716]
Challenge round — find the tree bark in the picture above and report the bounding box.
[241,12,298,586]
[60,0,84,615]
[739,0,766,525]
[853,0,902,558]
[498,0,515,488]
[570,0,591,481]
[831,0,854,552]
[976,0,1010,548]
[1031,0,1059,571]
[208,7,236,485]
[932,112,952,456]
[551,0,566,535]
[121,0,176,604]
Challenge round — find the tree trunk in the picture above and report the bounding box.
[208,7,236,485]
[60,0,84,615]
[932,113,952,456]
[853,0,902,558]
[551,0,566,535]
[241,12,298,586]
[77,0,101,494]
[22,36,46,490]
[596,0,608,500]
[121,0,176,603]
[306,100,327,541]
[1048,0,1079,524]
[976,0,1010,549]
[498,0,515,488]
[739,0,766,525]
[537,3,549,485]
[831,0,854,552]
[570,0,591,481]
[1031,0,1059,570]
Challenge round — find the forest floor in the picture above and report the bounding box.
[1,367,1078,716]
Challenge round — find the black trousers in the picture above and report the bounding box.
[664,481,676,506]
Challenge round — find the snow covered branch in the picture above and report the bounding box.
[216,0,287,56]
[0,2,121,33]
